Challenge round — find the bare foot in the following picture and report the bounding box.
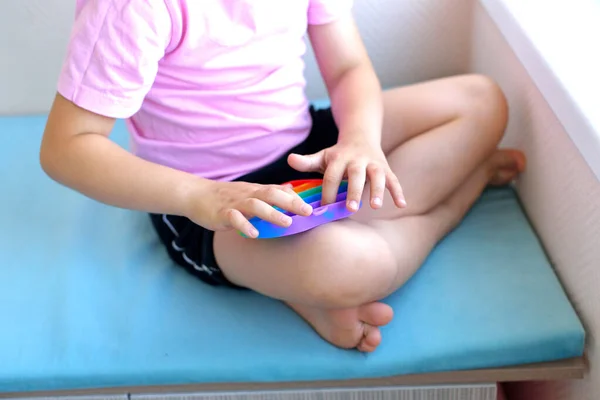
[288,302,394,352]
[426,148,527,234]
[487,149,526,186]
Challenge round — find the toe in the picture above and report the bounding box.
[490,169,518,186]
[357,325,382,352]
[358,302,394,327]
[355,302,392,353]
[494,149,527,172]
[511,150,527,172]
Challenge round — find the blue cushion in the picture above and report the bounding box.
[0,116,585,393]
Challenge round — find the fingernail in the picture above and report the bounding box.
[348,200,359,211]
[250,228,259,238]
[373,197,382,207]
[400,198,407,207]
[302,204,313,215]
[281,215,293,225]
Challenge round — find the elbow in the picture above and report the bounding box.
[39,138,65,183]
[39,145,55,180]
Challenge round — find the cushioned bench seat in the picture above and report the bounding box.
[0,116,585,395]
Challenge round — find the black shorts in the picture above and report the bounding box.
[150,107,339,287]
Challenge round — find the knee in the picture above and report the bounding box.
[458,74,509,137]
[296,226,397,308]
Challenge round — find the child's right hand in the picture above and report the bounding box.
[188,181,314,238]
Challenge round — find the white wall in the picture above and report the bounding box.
[0,0,474,115]
[0,0,75,115]
[469,3,600,400]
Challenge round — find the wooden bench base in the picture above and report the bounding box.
[0,357,585,399]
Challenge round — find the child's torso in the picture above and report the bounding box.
[135,0,314,180]
[70,0,349,180]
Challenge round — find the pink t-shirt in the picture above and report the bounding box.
[57,0,353,181]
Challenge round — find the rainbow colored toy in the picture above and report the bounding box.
[242,179,360,239]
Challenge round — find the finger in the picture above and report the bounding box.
[256,185,312,216]
[322,158,346,205]
[280,185,300,195]
[226,209,259,238]
[277,185,313,216]
[346,162,366,212]
[385,170,407,208]
[241,197,294,228]
[367,163,386,209]
[287,151,325,173]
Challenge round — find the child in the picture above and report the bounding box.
[40,0,526,352]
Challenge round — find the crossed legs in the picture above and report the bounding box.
[214,74,526,352]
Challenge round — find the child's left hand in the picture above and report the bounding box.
[288,140,407,212]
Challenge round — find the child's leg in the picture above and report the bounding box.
[216,74,509,303]
[356,74,511,222]
[287,149,521,352]
[213,74,524,351]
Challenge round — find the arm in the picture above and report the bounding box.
[294,14,404,209]
[307,15,384,147]
[40,1,203,216]
[40,0,307,239]
[40,94,205,217]
[40,94,309,238]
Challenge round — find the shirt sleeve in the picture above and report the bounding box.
[307,0,354,25]
[57,0,172,119]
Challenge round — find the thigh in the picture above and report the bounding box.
[213,201,460,307]
[380,74,499,153]
[213,219,397,308]
[352,74,506,221]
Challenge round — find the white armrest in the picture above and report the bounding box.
[480,0,600,180]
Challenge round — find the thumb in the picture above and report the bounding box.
[287,151,325,173]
